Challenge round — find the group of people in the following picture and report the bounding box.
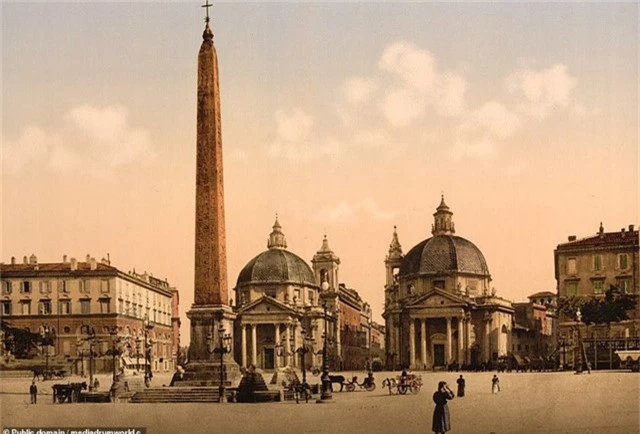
[432,374,501,433]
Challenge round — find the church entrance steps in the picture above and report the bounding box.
[131,387,228,403]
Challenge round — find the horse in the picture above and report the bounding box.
[382,377,397,394]
[328,375,346,392]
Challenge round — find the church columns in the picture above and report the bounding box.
[484,318,491,362]
[446,317,452,364]
[420,318,427,370]
[274,323,280,369]
[241,324,247,367]
[285,325,291,367]
[292,323,298,368]
[457,318,464,363]
[409,319,416,369]
[251,324,257,367]
[465,316,472,364]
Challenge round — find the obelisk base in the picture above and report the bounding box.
[174,304,240,387]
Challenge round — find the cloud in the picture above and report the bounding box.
[377,41,467,127]
[268,108,343,162]
[314,197,396,223]
[460,101,521,140]
[343,77,378,105]
[2,126,53,172]
[506,64,577,117]
[3,104,154,178]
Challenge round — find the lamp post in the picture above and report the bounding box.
[78,324,97,390]
[143,315,154,386]
[135,337,142,372]
[576,308,582,374]
[107,326,127,383]
[206,324,232,403]
[40,325,52,376]
[318,298,333,403]
[277,326,322,401]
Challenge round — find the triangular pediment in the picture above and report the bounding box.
[406,288,469,308]
[237,295,297,315]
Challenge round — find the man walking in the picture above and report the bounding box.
[30,381,38,404]
[491,374,500,394]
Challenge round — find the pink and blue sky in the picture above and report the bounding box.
[2,1,638,342]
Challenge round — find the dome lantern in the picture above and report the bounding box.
[267,215,287,249]
[432,194,455,235]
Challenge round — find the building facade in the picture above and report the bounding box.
[555,223,639,369]
[383,197,514,370]
[511,292,556,361]
[1,254,178,374]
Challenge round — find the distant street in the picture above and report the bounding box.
[1,370,638,434]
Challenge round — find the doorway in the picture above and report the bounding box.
[433,344,445,367]
[264,348,275,369]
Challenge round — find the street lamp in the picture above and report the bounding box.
[318,297,333,403]
[40,325,53,377]
[77,324,97,390]
[277,328,322,387]
[206,324,232,403]
[143,316,154,386]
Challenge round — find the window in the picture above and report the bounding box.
[294,289,301,304]
[1,301,11,316]
[100,299,110,313]
[80,280,90,294]
[58,280,68,293]
[2,281,12,295]
[100,279,110,293]
[594,255,602,272]
[38,300,52,315]
[617,278,632,294]
[433,280,445,290]
[21,281,32,294]
[566,282,578,297]
[39,281,51,294]
[80,299,91,314]
[593,280,604,294]
[308,290,315,305]
[619,254,629,270]
[118,299,124,313]
[21,301,31,315]
[265,288,276,298]
[58,300,71,315]
[566,258,577,275]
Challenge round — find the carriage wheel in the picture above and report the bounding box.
[346,383,355,392]
[398,384,408,395]
[365,383,376,392]
[410,383,420,394]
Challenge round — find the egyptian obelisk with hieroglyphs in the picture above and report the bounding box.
[182,2,238,385]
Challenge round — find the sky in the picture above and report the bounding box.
[2,1,638,344]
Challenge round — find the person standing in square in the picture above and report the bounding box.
[30,381,38,404]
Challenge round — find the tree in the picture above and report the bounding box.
[579,285,636,327]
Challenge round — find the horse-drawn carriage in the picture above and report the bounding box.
[33,367,68,381]
[52,382,87,403]
[382,373,422,395]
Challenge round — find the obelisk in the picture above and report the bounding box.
[183,2,238,385]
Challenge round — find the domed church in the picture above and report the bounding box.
[383,196,514,370]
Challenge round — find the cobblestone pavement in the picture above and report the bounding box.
[1,370,638,434]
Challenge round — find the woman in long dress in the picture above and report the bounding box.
[432,381,455,434]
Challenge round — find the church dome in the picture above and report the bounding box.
[400,235,490,276]
[399,196,490,277]
[236,218,316,287]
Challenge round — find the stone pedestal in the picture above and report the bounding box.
[174,304,240,386]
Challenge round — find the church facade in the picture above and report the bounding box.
[232,218,380,372]
[383,197,514,370]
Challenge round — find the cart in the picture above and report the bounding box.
[382,374,422,395]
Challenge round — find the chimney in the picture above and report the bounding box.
[568,235,577,241]
[63,255,68,263]
[23,256,28,265]
[621,228,626,237]
[90,258,97,270]
[70,258,78,271]
[29,254,37,265]
[11,256,15,265]
[630,224,635,232]
[86,254,91,263]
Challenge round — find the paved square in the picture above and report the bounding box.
[1,371,638,434]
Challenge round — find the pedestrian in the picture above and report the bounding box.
[93,377,100,391]
[456,374,465,397]
[30,381,38,404]
[432,381,455,434]
[491,374,500,394]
